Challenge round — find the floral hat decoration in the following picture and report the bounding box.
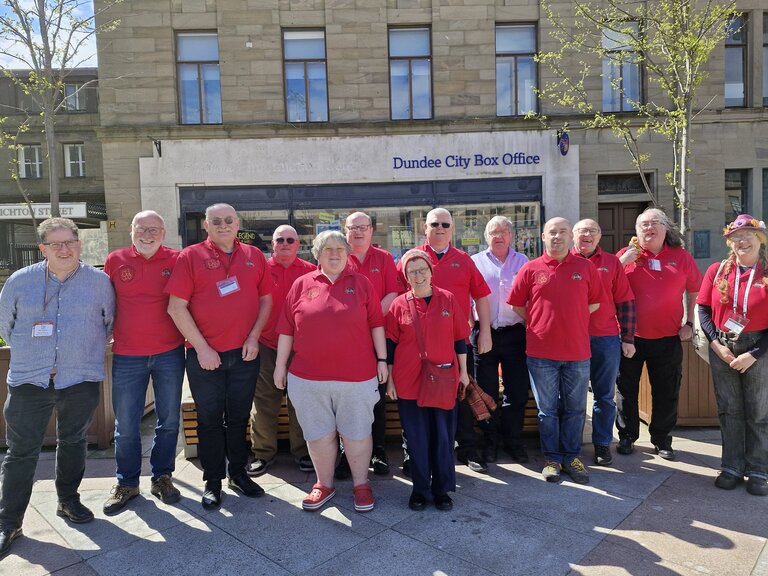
[723,214,767,243]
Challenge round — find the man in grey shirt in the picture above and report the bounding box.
[0,217,114,559]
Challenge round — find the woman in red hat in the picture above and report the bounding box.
[697,214,768,496]
[385,249,469,511]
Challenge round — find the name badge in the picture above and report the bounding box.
[648,258,662,271]
[723,311,749,335]
[217,277,240,297]
[32,321,54,338]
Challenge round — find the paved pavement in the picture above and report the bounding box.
[1,420,766,575]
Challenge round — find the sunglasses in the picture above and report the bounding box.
[274,237,297,244]
[429,222,451,229]
[209,217,235,226]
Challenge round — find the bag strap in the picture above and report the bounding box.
[406,292,428,360]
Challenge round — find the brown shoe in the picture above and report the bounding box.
[151,475,181,504]
[103,485,140,515]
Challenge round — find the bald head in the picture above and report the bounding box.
[542,217,573,261]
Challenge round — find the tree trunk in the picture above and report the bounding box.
[43,107,60,217]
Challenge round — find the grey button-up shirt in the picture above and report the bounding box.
[0,261,115,389]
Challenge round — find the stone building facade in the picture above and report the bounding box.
[94,0,768,264]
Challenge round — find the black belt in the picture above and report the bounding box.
[492,324,523,333]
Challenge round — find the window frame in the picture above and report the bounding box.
[601,21,643,112]
[724,169,750,223]
[175,31,222,125]
[282,29,329,123]
[63,143,85,178]
[388,26,433,121]
[63,83,86,112]
[495,23,539,117]
[18,144,42,179]
[725,13,748,108]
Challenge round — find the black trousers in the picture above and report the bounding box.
[616,336,683,446]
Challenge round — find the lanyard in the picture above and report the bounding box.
[732,265,756,317]
[208,240,237,277]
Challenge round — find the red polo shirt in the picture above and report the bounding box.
[398,243,491,326]
[105,245,184,356]
[259,256,316,350]
[165,238,274,353]
[277,268,384,382]
[385,287,470,400]
[346,245,403,301]
[507,252,604,361]
[571,246,634,337]
[617,244,702,339]
[697,262,768,333]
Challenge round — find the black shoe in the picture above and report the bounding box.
[653,438,675,460]
[505,444,529,463]
[714,471,743,490]
[296,455,314,473]
[434,494,453,511]
[594,444,613,466]
[228,474,265,498]
[482,443,498,464]
[401,456,411,478]
[334,452,351,480]
[747,476,768,496]
[201,479,222,510]
[408,493,427,511]
[617,438,634,455]
[371,446,390,476]
[56,498,94,524]
[0,527,22,558]
[459,450,488,473]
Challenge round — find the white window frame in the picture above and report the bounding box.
[64,83,85,111]
[63,143,85,178]
[18,144,42,179]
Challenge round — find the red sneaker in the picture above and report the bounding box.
[353,483,375,512]
[302,483,335,511]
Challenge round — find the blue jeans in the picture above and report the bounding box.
[527,357,590,463]
[186,348,259,481]
[0,381,100,530]
[709,331,768,479]
[112,346,185,487]
[589,336,621,447]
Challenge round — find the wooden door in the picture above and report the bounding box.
[598,202,647,253]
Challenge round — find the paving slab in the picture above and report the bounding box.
[569,539,712,575]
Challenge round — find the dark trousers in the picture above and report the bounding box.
[454,345,479,458]
[471,324,529,449]
[372,384,387,449]
[398,398,458,498]
[187,348,259,481]
[0,381,100,530]
[616,336,682,446]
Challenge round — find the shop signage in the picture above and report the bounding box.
[237,230,258,245]
[0,202,88,220]
[392,152,541,171]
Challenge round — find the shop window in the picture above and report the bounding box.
[63,83,85,111]
[602,22,641,112]
[283,30,328,123]
[18,144,42,179]
[725,14,747,107]
[63,143,85,177]
[496,24,537,116]
[389,28,432,120]
[176,32,222,125]
[725,169,749,223]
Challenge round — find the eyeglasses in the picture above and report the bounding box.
[488,229,511,237]
[730,232,757,242]
[209,217,235,226]
[42,240,78,251]
[575,228,600,236]
[638,219,662,229]
[346,225,371,232]
[133,226,163,236]
[406,266,431,277]
[274,237,297,244]
[429,222,451,229]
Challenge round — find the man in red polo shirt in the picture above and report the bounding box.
[167,203,274,510]
[335,211,401,478]
[102,210,185,515]
[398,207,492,473]
[572,218,635,467]
[507,217,603,484]
[247,225,315,477]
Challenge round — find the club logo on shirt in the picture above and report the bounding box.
[441,309,450,317]
[668,260,677,267]
[451,262,460,268]
[345,287,355,294]
[535,271,550,285]
[161,268,171,278]
[598,266,609,273]
[402,311,413,324]
[205,258,221,270]
[119,266,135,282]
[245,260,254,267]
[371,267,380,273]
[571,273,583,281]
[304,287,320,300]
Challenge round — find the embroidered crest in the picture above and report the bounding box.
[245,260,254,267]
[345,287,355,294]
[441,309,450,317]
[205,258,221,270]
[571,273,583,281]
[371,267,380,273]
[598,266,609,273]
[305,287,320,300]
[534,271,550,285]
[402,311,413,324]
[161,268,171,278]
[450,262,460,268]
[668,260,677,267]
[119,266,135,282]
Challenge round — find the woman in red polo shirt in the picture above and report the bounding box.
[697,214,768,497]
[385,249,470,511]
[274,230,388,513]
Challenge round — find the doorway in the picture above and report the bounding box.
[598,202,647,253]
